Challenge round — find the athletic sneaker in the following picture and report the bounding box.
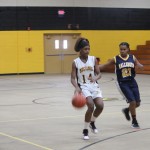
[131,119,140,128]
[89,122,98,134]
[122,108,130,121]
[83,129,89,140]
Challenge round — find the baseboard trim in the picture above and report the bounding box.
[0,72,44,76]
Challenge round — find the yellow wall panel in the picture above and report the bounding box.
[0,30,150,74]
[17,31,44,73]
[81,30,150,63]
[0,32,18,73]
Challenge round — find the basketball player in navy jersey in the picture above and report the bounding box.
[100,42,143,128]
[71,37,104,140]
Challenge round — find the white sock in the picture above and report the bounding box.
[84,122,89,129]
[91,115,97,122]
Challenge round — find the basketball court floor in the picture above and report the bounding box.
[0,73,149,150]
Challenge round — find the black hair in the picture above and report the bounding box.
[119,42,130,51]
[74,37,90,52]
[119,42,130,48]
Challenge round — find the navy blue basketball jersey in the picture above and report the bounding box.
[115,54,135,81]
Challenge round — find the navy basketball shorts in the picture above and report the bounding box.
[118,79,141,103]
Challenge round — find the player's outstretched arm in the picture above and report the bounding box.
[134,56,144,70]
[99,58,115,71]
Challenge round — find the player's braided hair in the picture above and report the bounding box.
[74,37,90,52]
[119,42,130,51]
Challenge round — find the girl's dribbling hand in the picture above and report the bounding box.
[74,87,82,94]
[88,76,96,83]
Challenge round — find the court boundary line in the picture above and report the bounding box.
[0,131,53,150]
[79,128,150,150]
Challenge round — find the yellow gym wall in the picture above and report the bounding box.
[0,30,150,74]
[84,30,150,63]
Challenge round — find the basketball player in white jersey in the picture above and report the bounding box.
[71,37,104,140]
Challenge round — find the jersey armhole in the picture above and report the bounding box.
[74,60,77,68]
[133,55,136,62]
[93,56,96,66]
[114,56,116,64]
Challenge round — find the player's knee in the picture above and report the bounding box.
[136,102,140,107]
[87,104,94,112]
[130,101,136,107]
[96,103,104,110]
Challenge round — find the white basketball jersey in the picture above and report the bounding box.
[74,56,95,86]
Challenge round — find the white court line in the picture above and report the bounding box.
[0,115,83,123]
[0,132,53,150]
[0,109,149,123]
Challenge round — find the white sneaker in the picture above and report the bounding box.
[83,135,89,140]
[89,122,98,134]
[91,128,98,134]
[83,129,89,140]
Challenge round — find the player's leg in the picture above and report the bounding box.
[118,81,139,126]
[136,102,140,108]
[120,81,140,128]
[132,79,141,108]
[81,86,95,140]
[85,96,95,122]
[118,81,133,121]
[116,81,131,120]
[83,96,94,139]
[89,97,104,133]
[89,83,103,133]
[131,79,141,128]
[93,97,104,118]
[129,100,140,128]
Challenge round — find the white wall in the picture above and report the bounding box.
[0,0,150,8]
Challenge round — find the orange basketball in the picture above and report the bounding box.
[72,93,86,108]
